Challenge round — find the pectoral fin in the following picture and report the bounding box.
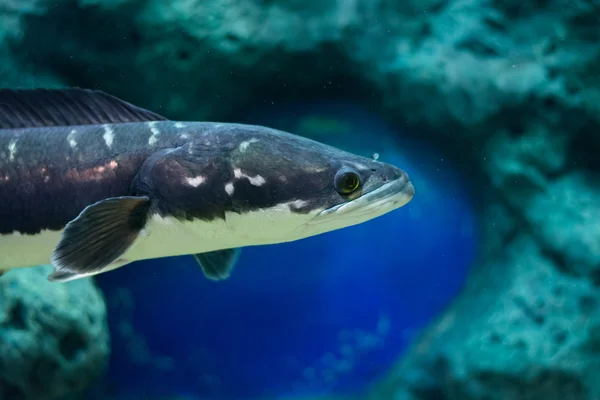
[194,248,241,280]
[49,196,151,282]
[48,258,132,282]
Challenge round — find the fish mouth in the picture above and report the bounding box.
[310,176,415,224]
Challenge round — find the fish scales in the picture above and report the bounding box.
[0,121,184,234]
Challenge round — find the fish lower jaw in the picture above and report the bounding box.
[301,199,407,236]
[308,179,414,229]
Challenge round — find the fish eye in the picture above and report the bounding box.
[334,167,361,195]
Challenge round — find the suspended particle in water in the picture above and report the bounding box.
[371,152,380,161]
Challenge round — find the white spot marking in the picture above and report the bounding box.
[225,182,235,195]
[148,121,160,145]
[174,122,186,128]
[290,199,308,208]
[239,138,259,152]
[233,168,266,186]
[180,133,189,139]
[103,125,114,148]
[67,129,77,148]
[8,139,17,161]
[185,175,206,187]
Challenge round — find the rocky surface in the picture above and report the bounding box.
[367,203,600,400]
[0,266,109,400]
[361,1,600,398]
[1,0,600,399]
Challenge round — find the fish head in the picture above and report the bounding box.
[305,156,414,233]
[216,125,415,242]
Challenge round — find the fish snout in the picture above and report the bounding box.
[400,170,415,200]
[379,164,414,198]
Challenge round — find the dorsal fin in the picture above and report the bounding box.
[0,88,168,129]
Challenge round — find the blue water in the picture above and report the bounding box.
[93,101,476,399]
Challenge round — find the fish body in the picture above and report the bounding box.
[0,89,414,282]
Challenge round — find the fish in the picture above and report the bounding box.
[0,88,415,283]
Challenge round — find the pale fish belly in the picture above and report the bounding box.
[126,207,320,263]
[0,230,63,270]
[0,205,320,272]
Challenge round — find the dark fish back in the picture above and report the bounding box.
[0,87,176,235]
[0,125,154,235]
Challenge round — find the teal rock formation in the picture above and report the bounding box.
[367,208,600,400]
[360,0,600,398]
[0,266,109,400]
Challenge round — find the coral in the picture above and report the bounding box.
[0,265,109,400]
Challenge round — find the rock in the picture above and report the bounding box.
[358,0,600,396]
[0,265,109,400]
[525,173,600,279]
[6,0,599,141]
[3,0,600,134]
[367,230,600,400]
[0,0,64,90]
[8,0,368,120]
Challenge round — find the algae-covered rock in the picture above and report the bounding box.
[6,0,600,143]
[525,173,600,279]
[9,0,367,121]
[0,0,64,90]
[0,265,109,400]
[367,202,600,400]
[358,0,600,397]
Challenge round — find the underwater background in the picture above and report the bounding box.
[1,1,600,400]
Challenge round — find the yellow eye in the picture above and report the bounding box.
[334,168,361,195]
